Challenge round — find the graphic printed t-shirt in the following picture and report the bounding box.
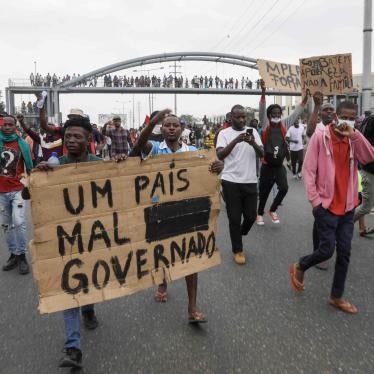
[286,125,305,151]
[0,141,25,192]
[216,126,262,183]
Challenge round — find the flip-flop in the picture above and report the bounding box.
[329,298,358,314]
[359,227,374,237]
[289,263,305,292]
[188,311,207,324]
[154,290,168,302]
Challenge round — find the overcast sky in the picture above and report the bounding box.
[0,0,370,126]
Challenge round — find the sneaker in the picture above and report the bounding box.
[269,211,280,224]
[2,254,19,271]
[18,254,29,275]
[233,252,246,265]
[82,310,99,330]
[58,348,82,368]
[256,215,264,226]
[297,173,302,179]
[293,174,298,179]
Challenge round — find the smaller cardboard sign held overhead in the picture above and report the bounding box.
[299,53,353,95]
[257,59,301,92]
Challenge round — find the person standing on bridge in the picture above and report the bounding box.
[289,101,374,314]
[36,116,102,369]
[256,80,309,226]
[216,105,263,265]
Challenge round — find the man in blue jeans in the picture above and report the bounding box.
[0,112,33,275]
[37,114,102,369]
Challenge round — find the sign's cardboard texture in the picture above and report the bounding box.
[257,59,301,92]
[299,53,353,95]
[29,151,221,313]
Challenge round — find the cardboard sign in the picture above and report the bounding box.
[300,53,353,95]
[257,59,301,92]
[29,151,221,314]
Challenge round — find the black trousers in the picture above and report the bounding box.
[299,208,354,298]
[258,164,288,216]
[222,180,257,253]
[290,150,304,174]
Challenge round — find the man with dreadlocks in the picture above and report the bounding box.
[256,80,309,225]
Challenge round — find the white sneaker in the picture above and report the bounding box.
[269,211,280,224]
[297,173,302,179]
[256,215,265,226]
[293,174,298,179]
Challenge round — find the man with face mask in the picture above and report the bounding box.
[256,80,309,225]
[306,92,336,270]
[286,119,306,179]
[289,101,374,314]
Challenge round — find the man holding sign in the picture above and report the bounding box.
[36,116,101,369]
[133,110,223,322]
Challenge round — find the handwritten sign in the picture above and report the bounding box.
[257,59,301,92]
[29,151,221,314]
[300,53,353,95]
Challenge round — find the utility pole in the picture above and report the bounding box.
[362,0,373,113]
[132,94,135,127]
[169,61,182,115]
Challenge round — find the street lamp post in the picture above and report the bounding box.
[362,0,373,113]
[34,61,37,77]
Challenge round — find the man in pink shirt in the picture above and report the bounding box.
[289,101,374,314]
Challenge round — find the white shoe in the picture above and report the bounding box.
[269,211,280,224]
[256,215,265,225]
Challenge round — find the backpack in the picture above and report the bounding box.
[263,125,288,166]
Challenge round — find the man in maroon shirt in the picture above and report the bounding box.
[0,113,33,274]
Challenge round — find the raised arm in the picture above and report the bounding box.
[283,90,310,129]
[39,105,61,135]
[306,91,323,138]
[259,79,267,130]
[132,109,171,155]
[16,113,40,144]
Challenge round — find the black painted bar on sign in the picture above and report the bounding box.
[144,197,211,243]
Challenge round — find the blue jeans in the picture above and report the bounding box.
[299,207,354,298]
[0,191,27,255]
[63,304,95,350]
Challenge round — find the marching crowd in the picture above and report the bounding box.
[1,80,374,369]
[29,71,259,90]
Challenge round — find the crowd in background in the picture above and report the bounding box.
[29,72,260,90]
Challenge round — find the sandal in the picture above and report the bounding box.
[188,311,207,324]
[154,290,168,302]
[359,227,374,237]
[329,298,358,314]
[289,263,305,292]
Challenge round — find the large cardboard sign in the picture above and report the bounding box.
[300,53,353,95]
[29,151,221,314]
[257,59,301,92]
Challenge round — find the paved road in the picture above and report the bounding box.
[1,178,373,374]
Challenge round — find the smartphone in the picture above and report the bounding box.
[246,128,253,136]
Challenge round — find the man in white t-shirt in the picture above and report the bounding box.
[286,120,306,179]
[216,104,264,265]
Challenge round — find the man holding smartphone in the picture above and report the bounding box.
[216,105,263,265]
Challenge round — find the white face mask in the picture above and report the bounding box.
[337,118,355,128]
[271,117,281,124]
